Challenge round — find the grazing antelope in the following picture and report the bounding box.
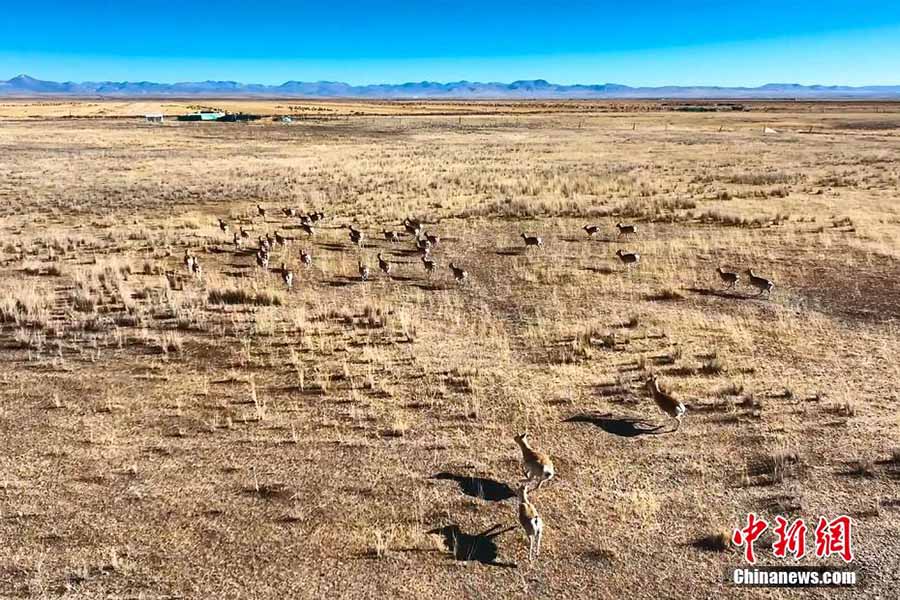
[514,433,555,490]
[717,267,740,288]
[448,262,468,284]
[521,233,543,250]
[746,269,774,296]
[421,254,436,276]
[240,226,250,239]
[646,375,686,431]
[310,211,325,223]
[616,249,640,266]
[358,261,370,282]
[377,253,392,276]
[382,229,401,243]
[583,224,600,237]
[218,218,228,233]
[518,485,543,561]
[257,204,267,218]
[281,263,294,289]
[616,223,637,237]
[299,222,315,236]
[300,249,312,267]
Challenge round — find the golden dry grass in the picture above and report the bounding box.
[0,100,899,598]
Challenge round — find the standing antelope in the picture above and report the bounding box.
[514,433,555,490]
[382,230,401,243]
[218,218,228,233]
[358,261,370,282]
[646,375,686,431]
[583,224,600,237]
[299,222,315,236]
[518,485,543,560]
[257,204,267,218]
[282,207,297,218]
[717,267,739,288]
[746,269,774,296]
[183,250,195,272]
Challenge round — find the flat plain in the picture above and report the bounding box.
[1,99,898,599]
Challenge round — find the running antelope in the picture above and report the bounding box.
[300,249,312,268]
[449,262,468,284]
[415,236,432,254]
[616,249,640,266]
[521,233,543,250]
[421,254,436,276]
[746,269,775,296]
[377,253,392,276]
[347,225,364,247]
[583,224,600,237]
[616,223,637,237]
[518,486,543,560]
[281,263,294,289]
[717,267,740,288]
[514,432,555,490]
[404,218,423,236]
[646,375,686,431]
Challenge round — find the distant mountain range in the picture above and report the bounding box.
[2,74,900,99]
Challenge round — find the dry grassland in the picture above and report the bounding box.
[1,100,899,599]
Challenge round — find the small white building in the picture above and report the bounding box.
[145,113,165,123]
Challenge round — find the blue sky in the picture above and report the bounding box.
[2,1,900,85]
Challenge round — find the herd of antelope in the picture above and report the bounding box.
[197,204,776,561]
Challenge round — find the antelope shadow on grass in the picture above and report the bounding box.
[427,524,517,568]
[565,413,666,437]
[431,473,516,502]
